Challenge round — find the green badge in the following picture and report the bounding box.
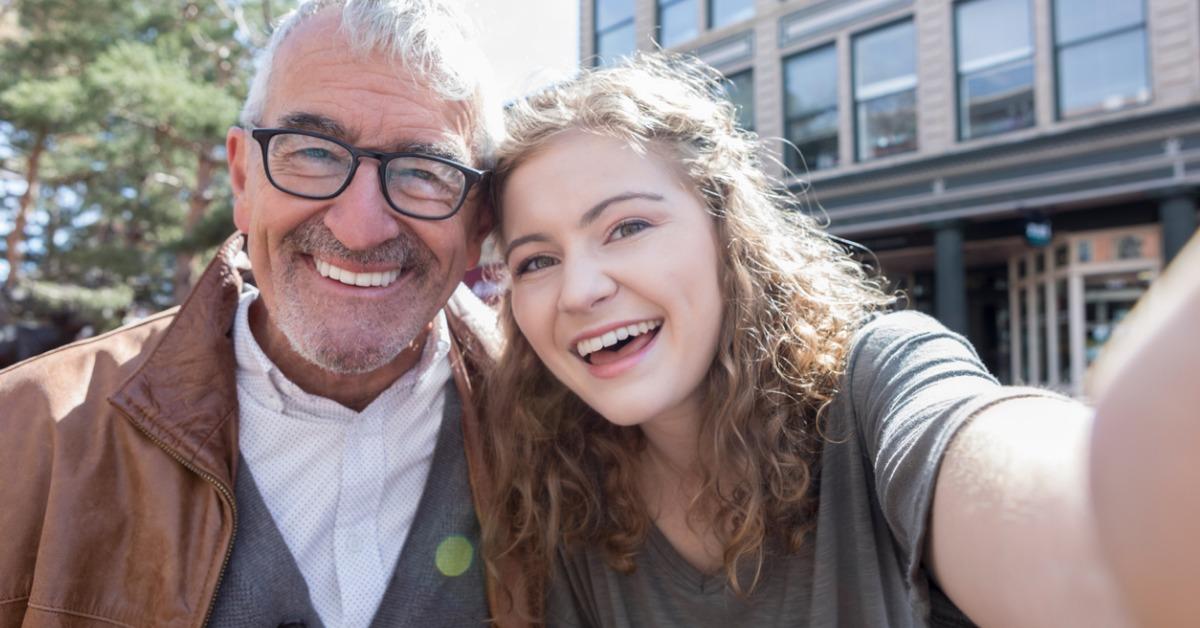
[435,534,474,577]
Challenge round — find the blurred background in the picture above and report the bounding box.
[0,0,576,366]
[2,0,1198,400]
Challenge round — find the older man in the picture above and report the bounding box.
[0,1,525,626]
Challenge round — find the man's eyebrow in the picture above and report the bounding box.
[504,192,665,262]
[394,141,471,164]
[579,192,664,227]
[275,112,348,138]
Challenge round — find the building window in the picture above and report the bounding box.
[955,0,1035,140]
[710,0,754,30]
[657,0,698,48]
[721,69,755,131]
[854,20,918,161]
[1053,0,1150,118]
[784,44,839,172]
[595,0,636,66]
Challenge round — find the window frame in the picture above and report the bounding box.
[1050,0,1152,119]
[657,0,699,49]
[782,42,841,173]
[851,18,919,162]
[707,0,755,31]
[594,0,636,67]
[722,67,756,132]
[953,0,1037,141]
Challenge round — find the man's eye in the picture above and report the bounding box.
[300,148,332,159]
[396,168,436,181]
[610,220,650,241]
[515,255,557,276]
[290,147,341,162]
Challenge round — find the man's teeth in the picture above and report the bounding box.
[315,259,401,288]
[576,320,661,358]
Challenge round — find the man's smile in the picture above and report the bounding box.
[314,257,404,288]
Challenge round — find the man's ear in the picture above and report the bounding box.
[227,126,252,233]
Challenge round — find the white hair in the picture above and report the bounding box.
[240,0,502,165]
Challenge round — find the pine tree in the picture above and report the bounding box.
[0,0,285,357]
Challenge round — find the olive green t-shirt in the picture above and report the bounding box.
[549,311,1064,627]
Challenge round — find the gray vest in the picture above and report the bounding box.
[209,385,488,627]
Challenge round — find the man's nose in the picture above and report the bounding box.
[557,255,618,314]
[323,161,402,251]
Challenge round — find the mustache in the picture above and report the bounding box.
[282,217,434,270]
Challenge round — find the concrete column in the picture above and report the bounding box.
[1160,195,1198,265]
[1068,271,1085,397]
[1044,262,1059,388]
[935,222,968,335]
[1008,258,1022,384]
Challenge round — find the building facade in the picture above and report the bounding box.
[580,0,1200,395]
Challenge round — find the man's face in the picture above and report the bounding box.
[226,9,488,375]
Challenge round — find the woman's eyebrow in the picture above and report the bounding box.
[504,233,549,262]
[579,192,664,227]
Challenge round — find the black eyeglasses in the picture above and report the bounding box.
[249,128,487,221]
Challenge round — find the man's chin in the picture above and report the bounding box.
[269,291,432,376]
[280,322,416,376]
[290,339,403,376]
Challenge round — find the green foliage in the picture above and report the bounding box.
[0,0,289,334]
[89,40,241,140]
[0,75,86,129]
[16,278,134,330]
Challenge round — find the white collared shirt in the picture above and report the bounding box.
[232,287,451,628]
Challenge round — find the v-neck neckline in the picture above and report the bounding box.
[645,523,728,595]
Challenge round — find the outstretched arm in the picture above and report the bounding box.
[926,395,1132,627]
[927,233,1200,627]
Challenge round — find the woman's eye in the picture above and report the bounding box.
[515,255,557,276]
[610,220,650,241]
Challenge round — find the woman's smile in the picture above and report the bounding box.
[575,319,662,378]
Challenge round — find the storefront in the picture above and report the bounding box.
[1007,225,1161,397]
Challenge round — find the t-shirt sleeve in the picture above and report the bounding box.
[844,311,1067,583]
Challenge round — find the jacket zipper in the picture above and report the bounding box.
[125,419,238,628]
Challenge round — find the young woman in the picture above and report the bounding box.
[480,53,1198,627]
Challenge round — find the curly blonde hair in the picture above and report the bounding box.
[481,53,893,613]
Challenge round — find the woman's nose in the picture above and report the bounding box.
[557,256,618,314]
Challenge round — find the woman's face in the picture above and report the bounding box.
[501,130,724,428]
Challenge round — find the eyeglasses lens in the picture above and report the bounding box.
[266,133,353,198]
[384,157,466,219]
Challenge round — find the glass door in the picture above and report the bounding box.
[1083,270,1154,366]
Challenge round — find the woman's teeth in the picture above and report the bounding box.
[315,259,401,288]
[576,320,661,358]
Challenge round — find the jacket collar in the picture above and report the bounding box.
[109,233,247,490]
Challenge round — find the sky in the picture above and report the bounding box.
[460,0,580,103]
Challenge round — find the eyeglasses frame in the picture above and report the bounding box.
[249,127,488,221]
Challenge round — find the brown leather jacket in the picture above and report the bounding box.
[0,235,530,627]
